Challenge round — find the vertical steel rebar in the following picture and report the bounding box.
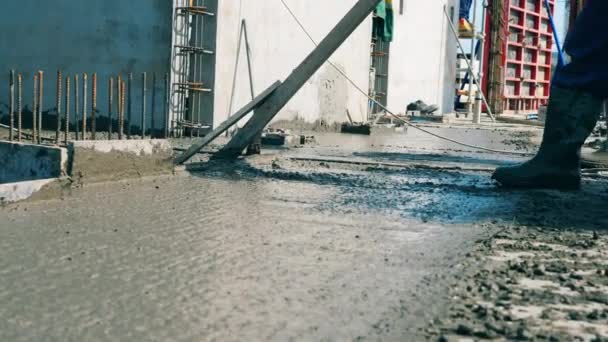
[65,76,70,144]
[37,71,43,144]
[55,70,62,144]
[82,73,88,140]
[74,75,80,139]
[32,75,38,143]
[151,73,157,138]
[37,71,44,144]
[92,73,97,140]
[108,77,114,139]
[141,72,147,139]
[17,74,22,142]
[164,73,169,138]
[127,73,133,139]
[9,70,15,141]
[196,2,205,138]
[120,80,125,139]
[116,75,121,139]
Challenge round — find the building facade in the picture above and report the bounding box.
[208,0,460,128]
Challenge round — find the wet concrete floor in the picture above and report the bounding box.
[1,123,607,341]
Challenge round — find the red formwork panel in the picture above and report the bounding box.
[483,0,556,115]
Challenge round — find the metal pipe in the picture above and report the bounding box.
[141,72,146,139]
[55,70,62,144]
[127,73,133,139]
[82,73,87,140]
[9,70,15,141]
[17,74,22,142]
[197,2,206,137]
[108,77,114,140]
[243,21,255,100]
[190,2,199,137]
[74,75,80,139]
[37,71,43,144]
[92,73,97,140]
[228,22,245,125]
[467,0,478,117]
[65,76,70,144]
[32,75,38,143]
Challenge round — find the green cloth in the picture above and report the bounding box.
[374,1,394,42]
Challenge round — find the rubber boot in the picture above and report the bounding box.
[492,87,603,190]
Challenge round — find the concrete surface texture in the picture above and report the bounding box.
[68,140,174,183]
[0,0,172,135]
[0,141,67,184]
[213,0,458,128]
[3,122,607,340]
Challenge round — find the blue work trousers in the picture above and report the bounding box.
[553,0,608,99]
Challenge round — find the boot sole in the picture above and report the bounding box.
[493,174,581,191]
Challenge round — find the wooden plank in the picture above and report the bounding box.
[215,0,382,159]
[174,81,281,164]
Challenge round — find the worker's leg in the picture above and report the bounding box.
[492,1,608,190]
[459,0,473,21]
[458,0,474,35]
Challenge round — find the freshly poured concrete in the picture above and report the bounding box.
[1,123,607,341]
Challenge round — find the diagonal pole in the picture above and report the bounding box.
[217,0,383,158]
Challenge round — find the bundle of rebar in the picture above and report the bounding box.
[4,69,171,145]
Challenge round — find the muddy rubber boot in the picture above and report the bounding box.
[492,87,603,190]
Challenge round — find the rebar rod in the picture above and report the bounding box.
[116,75,122,139]
[82,73,88,140]
[65,76,70,144]
[92,73,97,140]
[74,75,80,139]
[17,74,22,142]
[32,75,38,143]
[164,73,169,138]
[55,70,62,144]
[127,73,133,139]
[151,73,157,138]
[37,71,43,144]
[9,70,15,141]
[108,77,114,140]
[142,72,147,139]
[119,80,125,139]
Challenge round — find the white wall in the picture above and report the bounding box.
[214,0,373,127]
[213,0,458,128]
[387,0,459,114]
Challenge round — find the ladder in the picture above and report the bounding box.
[171,0,214,137]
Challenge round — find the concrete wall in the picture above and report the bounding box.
[0,0,173,135]
[0,141,67,184]
[213,0,458,127]
[68,140,174,183]
[214,0,373,127]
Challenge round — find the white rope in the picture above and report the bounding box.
[278,0,535,157]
